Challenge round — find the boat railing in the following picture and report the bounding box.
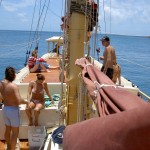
[14,66,29,83]
[138,90,150,102]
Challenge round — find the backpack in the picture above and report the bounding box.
[51,125,66,144]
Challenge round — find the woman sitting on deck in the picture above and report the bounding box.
[27,51,49,73]
[26,73,54,126]
[28,51,59,73]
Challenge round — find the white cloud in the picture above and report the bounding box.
[3,0,35,12]
[3,5,17,12]
[0,0,149,35]
[98,0,150,35]
[100,0,150,24]
[17,13,28,22]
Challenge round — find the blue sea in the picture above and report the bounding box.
[0,30,150,96]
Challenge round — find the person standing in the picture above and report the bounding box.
[100,36,116,80]
[0,67,28,150]
[26,73,54,126]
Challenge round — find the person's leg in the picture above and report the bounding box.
[101,65,104,72]
[5,106,20,150]
[49,66,60,69]
[106,68,113,80]
[5,125,11,150]
[2,106,20,150]
[34,103,44,126]
[39,63,50,72]
[118,66,121,85]
[29,64,40,73]
[26,108,33,126]
[42,61,60,70]
[26,102,35,126]
[10,127,19,150]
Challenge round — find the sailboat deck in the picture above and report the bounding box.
[0,56,65,149]
[21,56,64,83]
[0,140,29,149]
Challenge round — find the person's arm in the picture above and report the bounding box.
[99,56,104,60]
[14,85,28,106]
[0,83,3,102]
[43,82,54,104]
[0,93,3,103]
[27,82,33,101]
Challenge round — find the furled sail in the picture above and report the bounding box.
[63,57,150,150]
[75,58,147,116]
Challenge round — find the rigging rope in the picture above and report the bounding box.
[34,0,47,39]
[110,0,111,34]
[77,73,87,122]
[103,0,106,34]
[24,0,51,66]
[0,0,2,6]
[83,0,88,56]
[59,0,68,107]
[39,0,51,34]
[93,0,99,59]
[24,0,38,66]
[118,57,150,69]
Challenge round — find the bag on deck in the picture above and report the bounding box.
[51,125,66,144]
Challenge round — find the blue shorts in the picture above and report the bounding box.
[36,62,50,71]
[2,106,20,127]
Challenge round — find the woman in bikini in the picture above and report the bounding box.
[26,73,54,126]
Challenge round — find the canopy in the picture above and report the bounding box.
[46,36,63,46]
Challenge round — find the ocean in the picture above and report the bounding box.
[0,30,150,97]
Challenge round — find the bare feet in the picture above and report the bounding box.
[29,117,33,126]
[40,69,51,72]
[46,70,51,72]
[5,144,11,150]
[34,120,38,126]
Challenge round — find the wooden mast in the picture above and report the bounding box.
[65,0,89,125]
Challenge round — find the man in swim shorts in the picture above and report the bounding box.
[0,67,29,150]
[100,36,117,80]
[2,106,20,127]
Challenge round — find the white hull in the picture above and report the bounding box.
[0,82,66,140]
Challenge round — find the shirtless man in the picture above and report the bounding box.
[0,67,28,150]
[100,36,116,79]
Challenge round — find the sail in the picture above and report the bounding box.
[75,58,147,116]
[63,103,150,150]
[63,57,150,150]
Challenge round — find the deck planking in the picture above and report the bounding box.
[0,140,29,150]
[21,56,64,83]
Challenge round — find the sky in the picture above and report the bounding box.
[0,0,150,36]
